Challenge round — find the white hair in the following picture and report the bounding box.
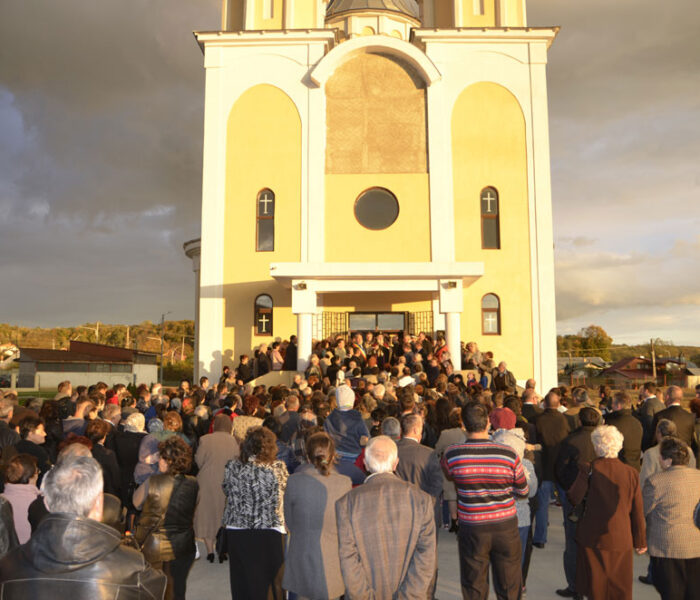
[372,384,386,400]
[364,435,398,474]
[123,412,145,433]
[591,425,624,459]
[42,456,103,518]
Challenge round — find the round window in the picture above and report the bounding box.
[354,188,399,230]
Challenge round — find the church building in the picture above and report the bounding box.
[186,0,559,390]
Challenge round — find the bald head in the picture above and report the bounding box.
[364,435,398,474]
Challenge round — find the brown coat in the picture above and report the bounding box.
[569,457,646,600]
[194,431,239,540]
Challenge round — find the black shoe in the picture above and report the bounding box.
[555,589,578,598]
[219,553,228,564]
[638,575,652,585]
[206,553,214,563]
[533,542,545,549]
[449,519,459,533]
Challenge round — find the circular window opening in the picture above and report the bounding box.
[354,188,399,230]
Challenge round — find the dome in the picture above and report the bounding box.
[326,0,420,21]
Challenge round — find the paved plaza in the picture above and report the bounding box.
[188,503,658,599]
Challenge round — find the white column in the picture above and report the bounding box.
[439,278,464,370]
[446,312,461,370]
[297,313,313,372]
[292,281,317,372]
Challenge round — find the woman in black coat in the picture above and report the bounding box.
[86,420,121,499]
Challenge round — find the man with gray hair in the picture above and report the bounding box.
[380,416,401,441]
[652,385,697,450]
[0,456,166,598]
[336,436,436,599]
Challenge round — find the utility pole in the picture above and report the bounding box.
[650,338,657,381]
[159,312,171,384]
[181,335,185,362]
[126,326,130,349]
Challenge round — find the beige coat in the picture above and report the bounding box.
[194,431,240,540]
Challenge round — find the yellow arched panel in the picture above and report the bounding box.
[223,84,301,358]
[451,81,533,378]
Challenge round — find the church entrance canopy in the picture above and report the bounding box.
[270,262,483,370]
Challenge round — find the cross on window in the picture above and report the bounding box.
[259,192,273,215]
[482,191,496,213]
[484,313,498,332]
[258,313,270,333]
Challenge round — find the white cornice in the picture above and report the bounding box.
[412,26,560,49]
[193,29,337,53]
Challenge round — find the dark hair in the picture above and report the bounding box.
[240,427,278,464]
[643,381,657,394]
[503,396,521,416]
[305,432,336,476]
[5,454,38,484]
[579,407,600,427]
[262,416,282,437]
[19,415,44,440]
[158,436,193,474]
[39,399,61,422]
[659,437,690,466]
[85,419,110,444]
[398,387,415,412]
[461,402,489,433]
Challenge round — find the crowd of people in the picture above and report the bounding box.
[0,331,697,600]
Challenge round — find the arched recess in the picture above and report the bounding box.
[222,84,301,352]
[310,35,441,88]
[450,81,533,375]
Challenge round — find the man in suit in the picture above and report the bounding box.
[395,414,443,598]
[336,436,436,599]
[491,362,517,392]
[533,389,570,549]
[554,407,601,598]
[605,391,643,471]
[652,386,696,450]
[636,382,665,450]
[521,388,543,423]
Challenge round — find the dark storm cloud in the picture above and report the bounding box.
[0,1,219,325]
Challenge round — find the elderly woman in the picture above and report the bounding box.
[115,412,148,521]
[642,437,700,600]
[283,432,352,600]
[568,425,646,600]
[222,426,288,599]
[194,414,240,562]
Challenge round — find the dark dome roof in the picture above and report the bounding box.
[326,0,420,21]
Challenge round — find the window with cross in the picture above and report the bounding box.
[480,186,500,249]
[256,189,275,252]
[254,294,273,336]
[482,293,501,335]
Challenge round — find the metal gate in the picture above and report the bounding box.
[408,311,434,336]
[321,311,349,341]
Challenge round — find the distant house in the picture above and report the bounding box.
[17,341,157,389]
[600,356,700,388]
[557,356,608,378]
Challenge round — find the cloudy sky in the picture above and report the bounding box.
[1,1,698,345]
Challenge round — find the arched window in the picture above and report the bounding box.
[254,294,273,336]
[482,294,501,335]
[256,189,275,252]
[480,186,500,249]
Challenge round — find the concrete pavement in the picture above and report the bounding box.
[187,503,659,599]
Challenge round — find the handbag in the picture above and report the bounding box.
[567,461,594,524]
[694,499,700,530]
[137,475,178,564]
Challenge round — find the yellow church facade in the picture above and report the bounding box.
[190,0,559,390]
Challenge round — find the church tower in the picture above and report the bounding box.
[191,0,559,390]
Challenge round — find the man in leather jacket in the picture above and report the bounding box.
[0,456,166,599]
